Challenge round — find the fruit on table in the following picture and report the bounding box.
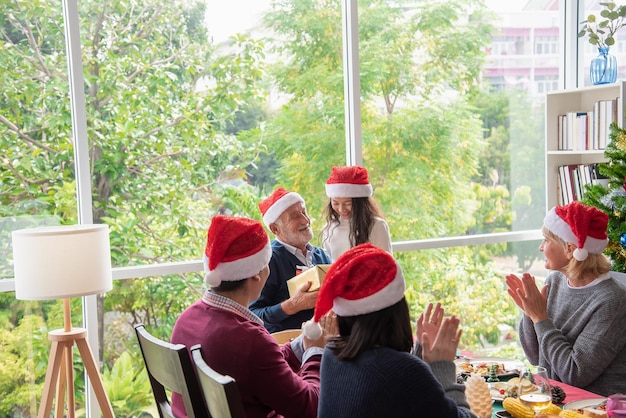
[502,397,535,418]
[502,397,563,418]
[559,410,586,418]
[541,403,563,415]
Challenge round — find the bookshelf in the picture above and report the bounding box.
[545,81,626,210]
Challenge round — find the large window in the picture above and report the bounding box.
[581,0,626,85]
[0,0,590,416]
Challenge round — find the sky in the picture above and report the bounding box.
[483,0,526,13]
[204,0,271,43]
[204,0,527,43]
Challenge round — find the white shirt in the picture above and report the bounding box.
[321,216,392,261]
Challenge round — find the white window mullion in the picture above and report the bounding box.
[61,0,99,416]
[342,0,363,166]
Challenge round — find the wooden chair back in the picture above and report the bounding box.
[134,324,209,418]
[190,344,246,418]
[270,329,301,345]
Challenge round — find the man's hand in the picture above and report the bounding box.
[282,281,318,315]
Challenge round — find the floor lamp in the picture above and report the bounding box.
[12,224,115,418]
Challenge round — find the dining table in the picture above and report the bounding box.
[491,378,605,417]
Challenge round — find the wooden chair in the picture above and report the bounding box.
[190,344,246,418]
[270,329,302,345]
[134,324,209,418]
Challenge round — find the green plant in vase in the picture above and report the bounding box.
[578,2,626,84]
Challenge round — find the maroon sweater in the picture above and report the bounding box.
[170,300,321,418]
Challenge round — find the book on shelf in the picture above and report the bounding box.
[590,163,610,187]
[579,163,592,189]
[599,98,617,149]
[572,166,582,201]
[558,165,573,204]
[593,100,600,150]
[557,163,595,204]
[557,113,564,150]
[557,165,566,205]
[557,97,617,151]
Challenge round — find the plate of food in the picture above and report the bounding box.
[488,382,509,402]
[455,357,525,379]
[486,378,535,402]
[563,398,607,417]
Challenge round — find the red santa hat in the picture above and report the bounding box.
[543,201,608,261]
[325,165,373,198]
[258,187,305,227]
[302,243,405,339]
[203,215,272,287]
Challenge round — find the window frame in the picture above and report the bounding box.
[1,0,587,416]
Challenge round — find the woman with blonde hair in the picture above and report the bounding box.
[506,201,626,396]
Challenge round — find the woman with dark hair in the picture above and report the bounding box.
[321,166,392,261]
[302,243,477,418]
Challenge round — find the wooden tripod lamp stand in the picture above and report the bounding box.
[12,224,115,418]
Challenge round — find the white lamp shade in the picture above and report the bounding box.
[12,224,113,300]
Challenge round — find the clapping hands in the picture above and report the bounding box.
[416,303,462,364]
[505,272,549,323]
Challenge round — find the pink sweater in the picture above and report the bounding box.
[170,300,321,418]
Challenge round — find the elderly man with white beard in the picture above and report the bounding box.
[250,187,332,333]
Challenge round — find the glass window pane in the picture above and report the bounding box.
[1,0,74,281]
[581,1,626,85]
[2,0,566,415]
[0,1,77,411]
[355,2,553,256]
[402,242,543,358]
[102,273,204,416]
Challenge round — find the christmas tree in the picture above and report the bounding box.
[582,123,626,273]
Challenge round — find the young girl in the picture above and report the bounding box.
[321,165,392,261]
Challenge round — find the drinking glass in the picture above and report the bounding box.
[518,366,552,415]
[607,394,626,418]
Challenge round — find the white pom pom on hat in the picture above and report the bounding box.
[543,201,608,261]
[302,243,406,339]
[258,187,305,228]
[203,215,272,287]
[572,248,589,261]
[302,319,323,340]
[325,165,373,198]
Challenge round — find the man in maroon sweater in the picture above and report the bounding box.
[171,215,331,418]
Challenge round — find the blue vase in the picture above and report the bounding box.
[590,47,617,85]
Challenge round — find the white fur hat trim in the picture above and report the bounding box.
[325,183,373,198]
[262,192,304,227]
[204,242,272,286]
[332,265,406,317]
[302,260,405,340]
[543,208,608,258]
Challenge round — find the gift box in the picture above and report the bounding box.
[286,264,332,297]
